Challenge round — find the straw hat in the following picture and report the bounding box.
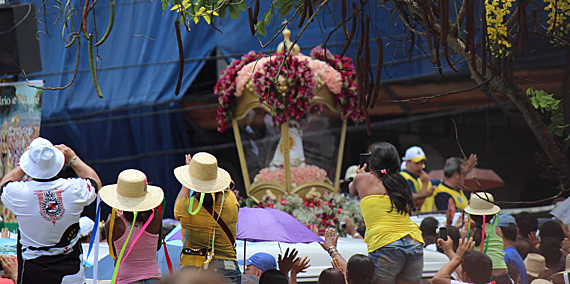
[173,152,231,193]
[19,137,65,179]
[525,253,547,278]
[464,192,501,215]
[551,254,570,284]
[100,169,164,212]
[532,280,553,284]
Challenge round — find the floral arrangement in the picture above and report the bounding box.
[253,53,317,124]
[214,51,265,132]
[310,46,364,122]
[236,191,363,236]
[484,0,514,57]
[216,48,362,132]
[253,165,328,187]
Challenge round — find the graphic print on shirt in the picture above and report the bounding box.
[33,189,65,225]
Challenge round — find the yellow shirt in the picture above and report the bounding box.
[360,195,424,253]
[174,190,239,266]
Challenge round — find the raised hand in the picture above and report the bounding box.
[561,238,570,257]
[185,154,192,165]
[454,237,475,260]
[278,247,299,275]
[529,231,540,249]
[291,256,311,275]
[319,228,339,252]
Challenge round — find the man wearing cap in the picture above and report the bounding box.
[400,146,435,210]
[240,252,277,284]
[497,214,527,284]
[0,137,101,284]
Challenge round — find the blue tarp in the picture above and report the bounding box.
[12,0,563,216]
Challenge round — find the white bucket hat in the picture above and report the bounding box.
[19,137,65,179]
[464,192,501,215]
[173,152,231,193]
[100,169,164,212]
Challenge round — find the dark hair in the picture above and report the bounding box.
[259,269,287,284]
[437,225,460,254]
[191,191,224,207]
[123,208,155,224]
[499,226,518,242]
[318,268,345,284]
[346,254,375,284]
[538,237,562,267]
[514,238,533,260]
[539,221,565,242]
[443,157,466,178]
[368,142,414,215]
[516,212,538,237]
[462,250,492,284]
[506,264,519,283]
[469,215,495,247]
[420,217,439,236]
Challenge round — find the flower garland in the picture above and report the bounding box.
[253,53,317,125]
[310,46,364,122]
[215,51,265,132]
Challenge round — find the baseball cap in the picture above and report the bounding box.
[402,146,427,163]
[497,214,517,228]
[238,253,277,271]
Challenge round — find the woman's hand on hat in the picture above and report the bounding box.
[54,144,76,164]
[185,154,192,165]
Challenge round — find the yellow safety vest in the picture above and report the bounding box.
[400,170,427,194]
[420,182,469,212]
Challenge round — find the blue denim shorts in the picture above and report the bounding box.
[368,235,424,284]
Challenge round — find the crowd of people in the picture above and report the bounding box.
[1,137,570,284]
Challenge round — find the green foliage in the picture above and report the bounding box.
[527,88,570,151]
[165,0,246,25]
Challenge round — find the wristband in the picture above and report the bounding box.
[330,251,339,258]
[352,232,361,238]
[69,156,78,164]
[328,249,338,256]
[326,246,336,253]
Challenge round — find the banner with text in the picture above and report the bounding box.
[0,80,43,229]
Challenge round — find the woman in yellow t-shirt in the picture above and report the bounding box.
[173,152,240,284]
[349,142,424,284]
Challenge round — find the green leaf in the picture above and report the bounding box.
[189,4,195,15]
[278,1,293,19]
[235,0,246,11]
[256,21,266,36]
[228,4,239,18]
[180,15,185,25]
[263,9,273,25]
[218,6,227,18]
[162,0,168,10]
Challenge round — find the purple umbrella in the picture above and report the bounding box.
[237,208,324,243]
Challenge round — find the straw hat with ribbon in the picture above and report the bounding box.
[525,253,548,278]
[551,254,570,284]
[100,169,164,212]
[174,152,231,193]
[464,192,501,216]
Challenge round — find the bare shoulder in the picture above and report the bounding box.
[354,173,386,197]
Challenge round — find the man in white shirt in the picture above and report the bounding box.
[0,138,101,284]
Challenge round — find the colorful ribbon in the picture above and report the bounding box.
[108,208,117,259]
[110,211,137,284]
[116,210,155,279]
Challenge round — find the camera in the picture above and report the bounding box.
[340,221,346,230]
[439,227,448,240]
[359,153,371,168]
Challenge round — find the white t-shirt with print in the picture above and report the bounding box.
[1,178,96,259]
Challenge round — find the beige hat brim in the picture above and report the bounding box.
[100,184,164,212]
[464,205,501,215]
[174,165,231,193]
[551,271,570,283]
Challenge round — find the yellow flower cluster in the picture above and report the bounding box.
[171,0,218,25]
[544,0,570,46]
[485,0,515,57]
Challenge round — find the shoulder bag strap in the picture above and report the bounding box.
[203,205,235,246]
